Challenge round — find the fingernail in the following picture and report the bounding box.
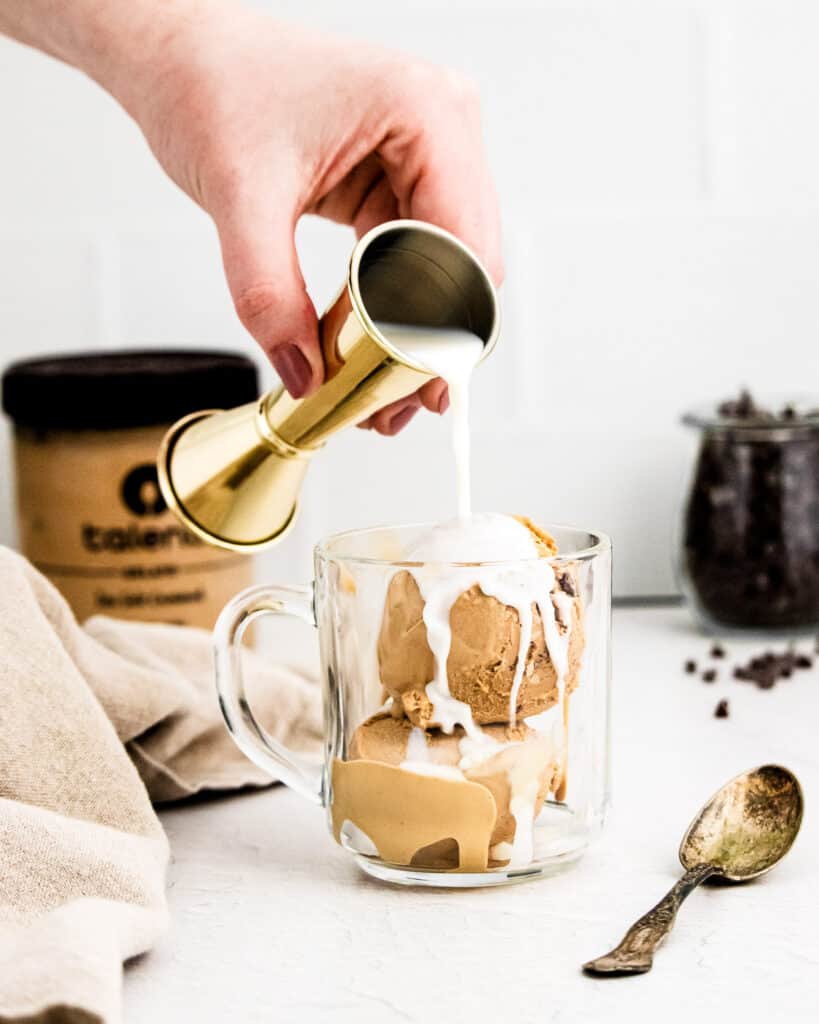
[437,390,450,414]
[388,406,418,434]
[271,344,312,397]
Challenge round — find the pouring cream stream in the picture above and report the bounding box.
[374,322,483,518]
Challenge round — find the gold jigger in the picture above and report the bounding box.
[157,219,500,551]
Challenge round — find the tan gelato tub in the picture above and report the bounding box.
[2,350,258,627]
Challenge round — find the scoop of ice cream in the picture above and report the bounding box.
[379,575,563,725]
[399,512,554,563]
[513,515,558,557]
[377,514,583,727]
[348,712,558,849]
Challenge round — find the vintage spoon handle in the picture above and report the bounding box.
[583,863,719,975]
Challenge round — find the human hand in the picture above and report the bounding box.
[112,4,503,434]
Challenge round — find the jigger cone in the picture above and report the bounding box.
[157,220,500,551]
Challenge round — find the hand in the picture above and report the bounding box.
[117,7,503,434]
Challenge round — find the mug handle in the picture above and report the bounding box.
[213,583,324,806]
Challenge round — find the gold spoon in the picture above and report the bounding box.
[583,764,803,976]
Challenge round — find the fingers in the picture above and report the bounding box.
[357,379,449,433]
[358,392,423,435]
[377,65,504,285]
[418,378,449,414]
[311,153,401,238]
[350,172,400,238]
[215,189,324,397]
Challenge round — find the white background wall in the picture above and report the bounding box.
[1,0,817,596]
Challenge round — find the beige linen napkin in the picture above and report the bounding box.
[0,547,322,1023]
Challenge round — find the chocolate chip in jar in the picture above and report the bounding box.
[680,392,819,631]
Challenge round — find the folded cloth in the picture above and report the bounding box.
[0,547,321,1024]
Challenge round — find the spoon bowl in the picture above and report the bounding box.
[584,764,804,975]
[679,764,804,881]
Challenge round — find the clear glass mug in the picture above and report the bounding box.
[214,523,612,887]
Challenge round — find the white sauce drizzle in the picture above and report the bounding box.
[361,325,577,869]
[400,726,467,781]
[508,791,537,867]
[404,727,430,763]
[394,517,574,865]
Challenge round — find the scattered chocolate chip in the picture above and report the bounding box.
[714,699,730,718]
[730,645,815,690]
[710,644,726,659]
[684,660,697,674]
[702,669,717,683]
[558,572,576,597]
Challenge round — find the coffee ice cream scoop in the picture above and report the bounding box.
[377,515,583,728]
[379,575,581,726]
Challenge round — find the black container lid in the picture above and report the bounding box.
[2,349,260,430]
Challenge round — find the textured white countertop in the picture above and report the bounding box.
[125,606,819,1023]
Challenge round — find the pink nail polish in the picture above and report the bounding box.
[271,344,312,398]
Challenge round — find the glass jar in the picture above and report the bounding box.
[679,395,819,634]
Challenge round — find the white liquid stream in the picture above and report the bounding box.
[369,324,572,869]
[374,322,483,518]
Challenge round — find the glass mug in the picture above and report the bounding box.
[214,523,612,887]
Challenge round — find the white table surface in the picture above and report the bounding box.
[126,606,819,1023]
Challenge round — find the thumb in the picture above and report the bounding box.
[216,200,323,398]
